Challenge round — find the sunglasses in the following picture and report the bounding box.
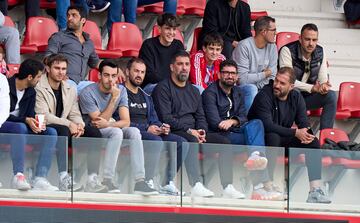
[304,61,310,73]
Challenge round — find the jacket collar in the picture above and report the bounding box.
[38,74,71,92]
[8,76,34,98]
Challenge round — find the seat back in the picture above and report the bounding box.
[319,128,349,146]
[152,25,184,44]
[7,64,20,78]
[189,27,202,56]
[250,11,268,21]
[108,22,142,57]
[276,31,299,51]
[337,82,360,112]
[88,68,99,82]
[83,20,102,50]
[180,0,206,16]
[4,16,15,27]
[22,16,58,51]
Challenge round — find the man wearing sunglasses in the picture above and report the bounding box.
[278,23,336,130]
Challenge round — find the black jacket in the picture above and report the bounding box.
[7,76,36,123]
[199,0,252,49]
[152,78,208,132]
[202,81,247,132]
[247,81,309,137]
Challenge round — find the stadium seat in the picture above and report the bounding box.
[180,0,206,17]
[83,20,122,58]
[276,31,299,51]
[143,2,185,15]
[189,27,201,56]
[7,64,20,78]
[250,11,268,21]
[107,22,143,57]
[7,0,23,6]
[137,6,145,14]
[88,68,100,82]
[40,0,56,9]
[152,25,184,43]
[319,128,349,146]
[4,16,15,27]
[336,82,360,119]
[20,16,58,54]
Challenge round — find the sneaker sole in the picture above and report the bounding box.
[134,191,159,196]
[84,187,109,193]
[91,2,111,12]
[222,194,246,199]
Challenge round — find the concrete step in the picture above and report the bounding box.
[328,66,360,90]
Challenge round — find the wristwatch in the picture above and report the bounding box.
[186,128,192,135]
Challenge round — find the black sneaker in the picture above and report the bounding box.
[88,1,111,13]
[134,181,159,196]
[306,188,331,203]
[102,178,121,193]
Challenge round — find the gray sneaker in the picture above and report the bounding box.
[85,174,108,193]
[59,174,83,192]
[102,178,121,193]
[306,188,331,203]
[134,181,159,196]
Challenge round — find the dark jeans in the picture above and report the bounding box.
[172,131,232,188]
[222,39,234,60]
[302,90,337,130]
[48,124,103,175]
[263,133,322,186]
[140,131,188,183]
[0,121,57,177]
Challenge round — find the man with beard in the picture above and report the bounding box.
[248,67,331,203]
[45,5,100,86]
[279,23,336,130]
[153,51,245,198]
[79,59,158,195]
[202,59,271,199]
[0,59,58,191]
[123,57,188,195]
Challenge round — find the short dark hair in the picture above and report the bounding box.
[202,33,224,48]
[67,5,88,19]
[157,13,179,27]
[254,16,276,34]
[99,60,118,74]
[46,54,68,67]
[278,67,296,84]
[300,23,318,35]
[17,59,44,80]
[170,50,190,64]
[220,59,238,72]
[126,57,145,70]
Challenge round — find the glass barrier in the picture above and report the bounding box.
[180,142,287,211]
[0,133,70,201]
[71,137,179,206]
[288,147,360,214]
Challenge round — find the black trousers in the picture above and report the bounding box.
[0,0,39,20]
[48,124,103,176]
[172,131,233,188]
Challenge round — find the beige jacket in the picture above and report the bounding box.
[35,74,84,127]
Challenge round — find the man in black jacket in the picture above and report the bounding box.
[153,51,245,199]
[248,67,331,203]
[199,0,252,59]
[0,59,58,191]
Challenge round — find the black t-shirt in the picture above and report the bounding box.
[127,89,148,125]
[52,86,63,118]
[225,6,237,40]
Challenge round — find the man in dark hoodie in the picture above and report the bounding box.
[199,0,252,59]
[248,66,331,203]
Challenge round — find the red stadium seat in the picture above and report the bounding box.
[137,6,145,14]
[152,25,184,43]
[88,68,100,82]
[336,82,360,119]
[7,0,23,6]
[7,64,20,78]
[83,20,122,58]
[107,22,143,57]
[250,11,268,21]
[21,16,58,54]
[144,2,185,15]
[180,0,206,17]
[276,31,299,51]
[189,27,201,56]
[319,128,349,146]
[40,0,56,9]
[4,16,15,27]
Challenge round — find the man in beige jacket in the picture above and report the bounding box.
[35,53,107,193]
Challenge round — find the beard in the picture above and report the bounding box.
[129,76,142,87]
[177,73,189,82]
[221,79,236,87]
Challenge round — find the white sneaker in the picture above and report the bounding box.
[146,179,155,189]
[244,151,268,170]
[222,184,245,199]
[33,177,59,191]
[84,174,108,193]
[59,173,83,192]
[191,182,214,197]
[160,181,185,196]
[11,173,31,191]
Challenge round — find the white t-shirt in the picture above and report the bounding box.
[10,89,25,117]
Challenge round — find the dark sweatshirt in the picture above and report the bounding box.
[152,78,208,132]
[139,36,184,87]
[248,82,309,137]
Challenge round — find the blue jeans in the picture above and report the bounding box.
[140,131,188,183]
[226,119,265,154]
[0,121,57,177]
[107,0,177,30]
[237,84,258,115]
[56,0,89,30]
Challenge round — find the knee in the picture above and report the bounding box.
[127,127,141,140]
[247,119,264,132]
[265,133,281,146]
[45,127,58,136]
[6,27,20,40]
[14,123,28,134]
[55,125,71,136]
[325,90,337,105]
[110,128,123,139]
